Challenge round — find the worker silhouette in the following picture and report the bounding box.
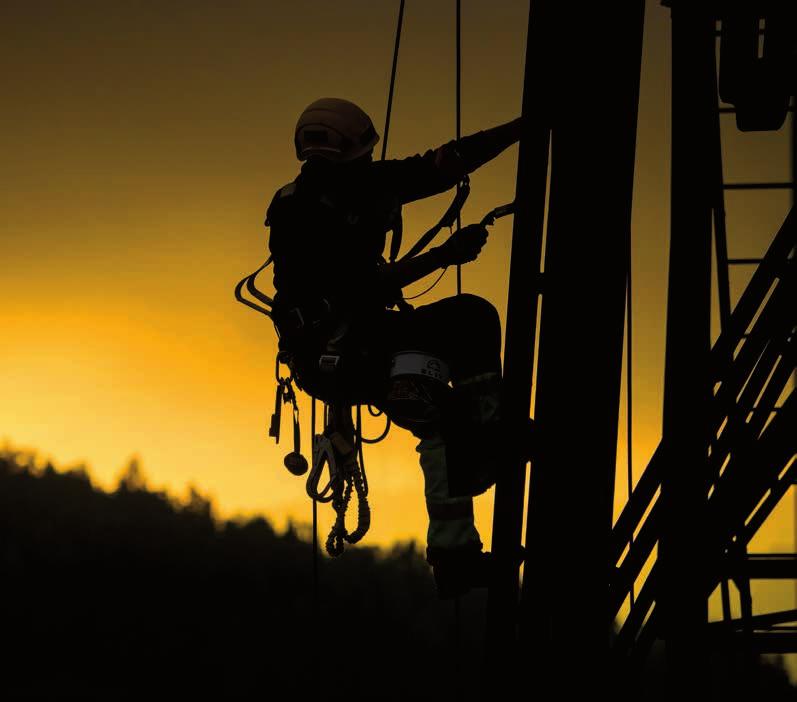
[266,98,521,598]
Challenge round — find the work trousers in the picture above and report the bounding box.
[376,294,503,550]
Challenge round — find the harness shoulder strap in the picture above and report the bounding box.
[387,199,403,263]
[265,181,299,226]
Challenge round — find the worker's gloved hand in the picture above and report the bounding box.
[435,223,488,266]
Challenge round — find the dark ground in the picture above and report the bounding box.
[0,448,794,700]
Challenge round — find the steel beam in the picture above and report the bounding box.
[658,3,715,695]
[518,2,644,698]
[484,0,550,685]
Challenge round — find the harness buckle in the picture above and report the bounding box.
[319,354,341,374]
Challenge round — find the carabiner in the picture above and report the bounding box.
[306,434,339,503]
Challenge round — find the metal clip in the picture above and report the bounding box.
[306,434,338,503]
[282,384,307,475]
[319,354,341,374]
[269,382,284,441]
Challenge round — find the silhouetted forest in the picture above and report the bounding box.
[0,447,794,700]
[0,448,487,700]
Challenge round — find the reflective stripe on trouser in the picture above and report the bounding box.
[417,433,481,549]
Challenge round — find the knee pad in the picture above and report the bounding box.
[383,351,451,436]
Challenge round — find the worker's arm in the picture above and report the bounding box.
[377,223,488,293]
[377,117,523,205]
[438,117,523,183]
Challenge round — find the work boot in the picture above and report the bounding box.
[444,370,537,497]
[443,414,537,497]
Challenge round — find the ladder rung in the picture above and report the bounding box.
[724,183,795,191]
[728,258,763,265]
[719,106,796,114]
[715,29,766,38]
[737,554,797,580]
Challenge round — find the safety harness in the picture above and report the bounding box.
[234,172,474,556]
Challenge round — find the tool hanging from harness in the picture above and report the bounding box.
[234,176,470,556]
[305,406,371,556]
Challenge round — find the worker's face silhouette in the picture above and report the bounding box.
[307,150,373,184]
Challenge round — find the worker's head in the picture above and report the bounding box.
[294,98,379,164]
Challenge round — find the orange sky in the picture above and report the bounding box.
[1,0,794,643]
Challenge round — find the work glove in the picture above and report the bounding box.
[435,223,488,266]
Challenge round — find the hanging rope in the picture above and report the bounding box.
[311,397,319,619]
[452,0,464,654]
[626,232,634,606]
[381,0,406,162]
[404,267,449,300]
[455,0,463,296]
[355,406,370,496]
[307,405,371,557]
[324,422,372,557]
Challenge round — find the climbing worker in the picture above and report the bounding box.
[266,97,522,598]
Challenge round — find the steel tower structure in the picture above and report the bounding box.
[487,1,796,697]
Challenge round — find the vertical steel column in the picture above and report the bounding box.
[659,3,714,696]
[485,0,551,681]
[519,2,644,698]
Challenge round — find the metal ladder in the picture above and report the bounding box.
[709,18,796,648]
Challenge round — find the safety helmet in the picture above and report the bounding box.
[294,98,380,162]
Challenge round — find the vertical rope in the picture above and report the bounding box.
[453,0,464,674]
[356,405,369,496]
[381,0,406,162]
[455,0,463,295]
[311,397,319,619]
[627,256,634,607]
[310,396,319,695]
[454,595,463,694]
[790,100,796,612]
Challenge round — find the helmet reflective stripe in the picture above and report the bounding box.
[295,97,380,162]
[390,351,451,385]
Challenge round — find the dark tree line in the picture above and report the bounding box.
[0,449,486,700]
[0,447,794,700]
